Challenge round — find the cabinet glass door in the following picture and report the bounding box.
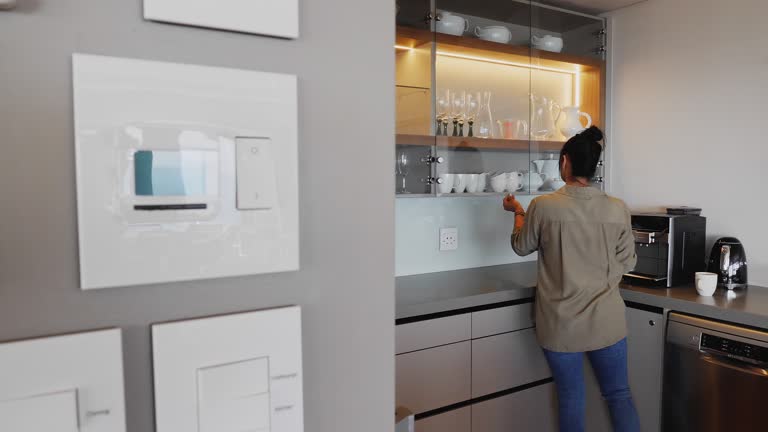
[396,1,435,195]
[432,0,533,197]
[530,2,606,192]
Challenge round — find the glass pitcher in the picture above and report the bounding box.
[475,91,495,139]
[530,94,562,140]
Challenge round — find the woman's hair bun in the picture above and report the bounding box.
[579,125,603,142]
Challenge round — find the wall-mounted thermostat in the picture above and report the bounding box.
[72,54,299,289]
[0,329,126,432]
[152,306,304,432]
[143,0,299,39]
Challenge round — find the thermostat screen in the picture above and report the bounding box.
[134,150,218,196]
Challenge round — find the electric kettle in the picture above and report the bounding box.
[707,237,748,289]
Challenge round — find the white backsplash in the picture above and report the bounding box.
[396,195,537,276]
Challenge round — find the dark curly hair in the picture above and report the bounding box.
[559,126,604,179]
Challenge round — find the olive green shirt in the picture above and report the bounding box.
[512,185,637,352]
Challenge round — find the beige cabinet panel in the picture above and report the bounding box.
[471,303,535,339]
[396,341,471,414]
[472,329,551,398]
[396,313,471,354]
[472,383,558,432]
[416,407,471,432]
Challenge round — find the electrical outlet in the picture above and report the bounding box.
[439,227,459,251]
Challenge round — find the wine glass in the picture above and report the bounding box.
[436,89,450,136]
[450,90,466,136]
[465,92,481,137]
[396,152,410,194]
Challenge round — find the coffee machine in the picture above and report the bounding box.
[624,214,707,287]
[707,237,748,289]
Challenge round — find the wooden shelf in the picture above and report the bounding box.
[396,134,565,152]
[396,26,604,70]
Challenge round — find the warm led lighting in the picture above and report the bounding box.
[574,72,582,107]
[394,45,413,51]
[436,50,577,75]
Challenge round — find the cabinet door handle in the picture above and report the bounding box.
[649,320,656,326]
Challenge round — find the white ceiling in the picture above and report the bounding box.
[545,0,646,14]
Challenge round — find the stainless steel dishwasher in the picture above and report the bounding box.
[663,312,768,432]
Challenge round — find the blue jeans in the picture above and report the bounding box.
[543,338,640,432]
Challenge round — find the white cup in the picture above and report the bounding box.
[454,174,469,193]
[490,174,507,193]
[506,172,524,193]
[476,173,488,193]
[438,174,455,194]
[695,272,718,296]
[465,174,481,193]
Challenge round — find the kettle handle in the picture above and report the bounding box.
[580,111,593,128]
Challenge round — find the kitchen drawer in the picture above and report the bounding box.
[471,328,551,398]
[415,407,470,432]
[396,313,471,354]
[396,341,471,414]
[471,302,535,339]
[472,383,557,432]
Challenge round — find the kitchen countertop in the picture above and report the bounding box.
[396,262,768,329]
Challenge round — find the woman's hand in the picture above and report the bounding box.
[503,194,524,213]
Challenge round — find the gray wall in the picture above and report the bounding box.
[606,0,768,285]
[0,1,395,431]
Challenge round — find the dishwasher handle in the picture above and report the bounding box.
[700,353,768,378]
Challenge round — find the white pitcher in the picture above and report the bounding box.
[557,106,593,139]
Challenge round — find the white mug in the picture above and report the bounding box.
[474,25,512,43]
[476,173,488,193]
[438,174,456,194]
[490,174,507,193]
[695,272,718,296]
[506,172,524,192]
[465,174,481,193]
[436,12,469,36]
[454,174,469,193]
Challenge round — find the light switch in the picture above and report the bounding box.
[198,358,271,432]
[236,137,278,210]
[0,390,79,432]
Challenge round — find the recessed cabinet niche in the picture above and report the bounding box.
[395,0,606,197]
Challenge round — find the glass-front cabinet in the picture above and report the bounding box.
[395,0,606,196]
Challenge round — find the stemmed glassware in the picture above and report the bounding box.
[450,90,466,136]
[436,89,451,136]
[475,91,495,138]
[465,92,481,137]
[396,152,410,194]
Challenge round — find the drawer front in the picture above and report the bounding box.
[396,313,471,354]
[472,383,557,432]
[471,302,535,339]
[471,329,551,398]
[416,407,471,432]
[396,341,471,414]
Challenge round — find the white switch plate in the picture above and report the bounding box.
[0,329,126,432]
[143,0,298,39]
[152,306,303,432]
[72,54,299,289]
[439,227,459,251]
[0,390,79,432]
[236,137,277,210]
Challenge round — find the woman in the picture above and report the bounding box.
[503,126,640,432]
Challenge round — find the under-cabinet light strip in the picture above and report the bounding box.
[394,45,414,51]
[435,50,577,75]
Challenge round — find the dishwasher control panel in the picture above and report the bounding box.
[701,333,768,365]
